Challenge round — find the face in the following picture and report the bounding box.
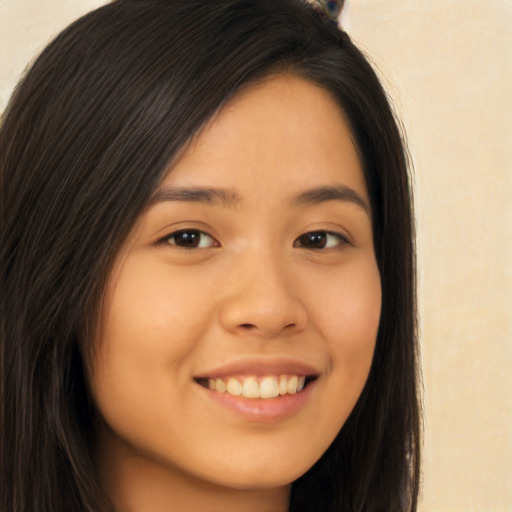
[90,75,381,492]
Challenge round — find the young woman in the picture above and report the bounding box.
[0,1,421,511]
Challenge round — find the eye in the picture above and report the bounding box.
[293,230,348,250]
[161,229,218,249]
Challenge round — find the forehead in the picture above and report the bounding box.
[160,74,367,203]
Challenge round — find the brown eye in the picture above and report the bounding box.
[164,230,217,249]
[293,231,347,249]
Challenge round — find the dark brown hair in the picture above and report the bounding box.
[1,1,420,510]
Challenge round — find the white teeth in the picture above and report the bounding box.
[278,375,288,396]
[226,377,242,396]
[259,376,279,399]
[205,374,309,399]
[242,377,260,398]
[287,375,298,394]
[215,378,226,393]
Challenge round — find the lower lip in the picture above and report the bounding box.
[197,381,316,423]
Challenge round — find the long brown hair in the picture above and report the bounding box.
[1,1,420,510]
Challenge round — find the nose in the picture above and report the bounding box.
[218,254,308,339]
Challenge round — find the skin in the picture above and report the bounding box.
[90,74,382,512]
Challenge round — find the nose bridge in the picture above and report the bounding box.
[218,243,308,337]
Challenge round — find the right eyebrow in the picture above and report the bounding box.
[148,186,242,208]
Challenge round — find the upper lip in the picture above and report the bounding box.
[194,356,321,379]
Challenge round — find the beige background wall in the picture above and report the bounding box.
[1,1,511,510]
[342,2,512,510]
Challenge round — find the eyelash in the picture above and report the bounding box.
[158,229,349,250]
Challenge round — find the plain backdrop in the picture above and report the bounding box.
[1,1,511,510]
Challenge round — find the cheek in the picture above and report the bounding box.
[313,254,380,325]
[89,258,213,418]
[100,257,213,352]
[308,257,381,390]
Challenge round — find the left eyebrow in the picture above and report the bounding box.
[289,185,370,216]
[148,186,241,208]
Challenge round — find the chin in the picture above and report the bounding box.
[192,450,319,491]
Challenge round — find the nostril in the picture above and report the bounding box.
[238,322,296,332]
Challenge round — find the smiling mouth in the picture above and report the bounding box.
[195,374,318,399]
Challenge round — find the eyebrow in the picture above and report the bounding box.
[290,185,370,215]
[149,186,241,208]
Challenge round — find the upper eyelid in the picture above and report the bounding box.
[154,222,216,239]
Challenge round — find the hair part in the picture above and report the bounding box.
[1,1,420,511]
